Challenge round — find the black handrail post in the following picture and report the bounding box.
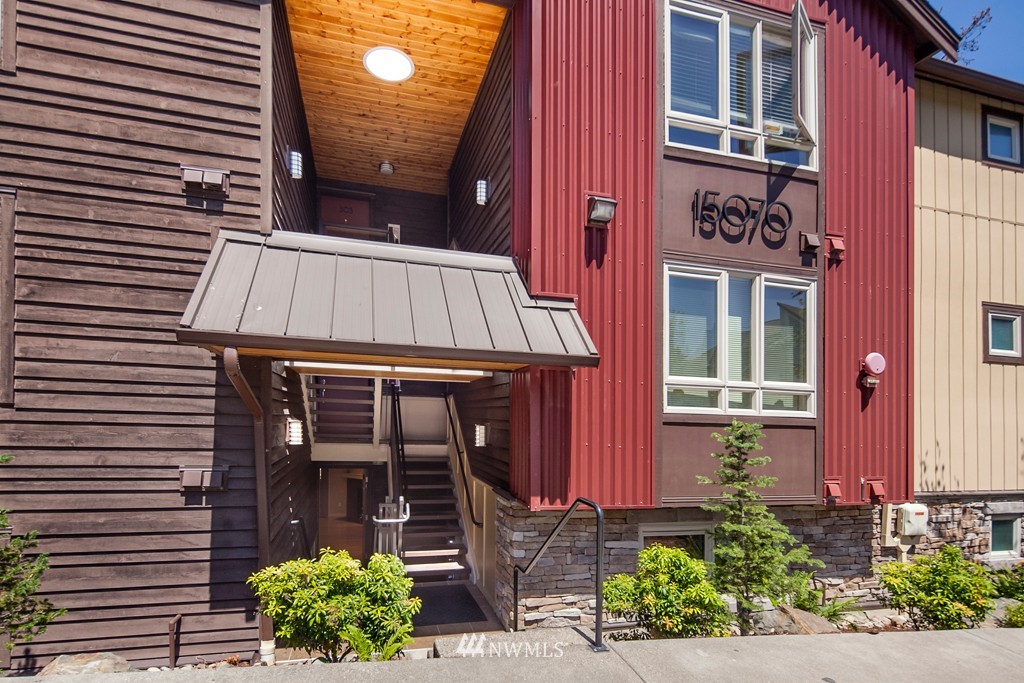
[511,497,608,653]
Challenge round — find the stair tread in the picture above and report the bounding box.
[405,561,467,573]
[404,548,464,558]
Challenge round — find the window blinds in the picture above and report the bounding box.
[670,12,719,119]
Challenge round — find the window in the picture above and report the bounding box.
[665,265,815,415]
[666,0,817,167]
[990,516,1021,559]
[639,522,715,562]
[982,302,1023,365]
[983,107,1023,167]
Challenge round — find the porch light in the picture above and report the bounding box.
[475,178,489,206]
[379,161,395,175]
[288,149,303,179]
[363,46,415,83]
[586,194,618,228]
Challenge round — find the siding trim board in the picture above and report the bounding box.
[0,190,13,406]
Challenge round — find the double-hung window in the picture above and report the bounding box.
[666,0,817,167]
[665,265,815,416]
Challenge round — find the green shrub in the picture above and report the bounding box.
[990,563,1024,600]
[699,420,823,634]
[247,549,421,662]
[603,543,731,639]
[1001,602,1024,628]
[1,455,66,651]
[877,545,995,630]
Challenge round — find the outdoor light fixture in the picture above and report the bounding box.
[860,352,886,388]
[379,161,395,175]
[363,46,415,82]
[586,194,618,228]
[475,178,490,206]
[288,149,303,179]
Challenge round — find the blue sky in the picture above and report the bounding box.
[934,1,1024,83]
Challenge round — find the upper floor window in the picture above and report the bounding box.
[983,302,1023,365]
[665,264,815,416]
[667,0,817,168]
[983,107,1023,167]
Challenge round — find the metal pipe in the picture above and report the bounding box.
[168,614,182,668]
[511,497,607,652]
[223,348,273,644]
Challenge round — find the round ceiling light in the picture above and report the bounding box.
[363,47,415,82]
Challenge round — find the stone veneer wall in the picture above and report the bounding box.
[493,492,1023,629]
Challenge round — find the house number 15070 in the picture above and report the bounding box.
[693,189,793,234]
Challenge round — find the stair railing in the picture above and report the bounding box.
[372,497,410,557]
[512,497,608,652]
[388,381,409,500]
[443,393,483,528]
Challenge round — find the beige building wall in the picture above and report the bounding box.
[915,78,1024,494]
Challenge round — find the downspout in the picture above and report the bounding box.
[223,347,275,664]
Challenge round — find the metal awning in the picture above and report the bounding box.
[178,230,599,369]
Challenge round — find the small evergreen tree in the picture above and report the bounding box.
[1,455,66,652]
[699,420,822,634]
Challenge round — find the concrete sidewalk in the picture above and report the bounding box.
[51,628,1024,683]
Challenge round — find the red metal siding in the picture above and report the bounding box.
[821,0,916,503]
[510,0,656,509]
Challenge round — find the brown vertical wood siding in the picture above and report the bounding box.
[453,373,511,489]
[0,0,265,670]
[449,16,512,256]
[272,0,317,234]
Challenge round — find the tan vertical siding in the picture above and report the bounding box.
[915,79,1024,494]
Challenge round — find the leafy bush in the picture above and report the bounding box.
[990,563,1024,600]
[1,455,66,651]
[603,544,731,639]
[1001,602,1024,628]
[877,545,995,630]
[247,549,421,662]
[814,596,862,624]
[699,420,823,633]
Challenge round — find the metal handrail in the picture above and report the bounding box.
[388,382,408,500]
[289,518,313,558]
[512,497,608,652]
[443,393,483,528]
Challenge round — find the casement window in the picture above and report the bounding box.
[990,515,1021,559]
[666,0,817,167]
[982,302,1023,365]
[982,107,1023,167]
[665,265,815,416]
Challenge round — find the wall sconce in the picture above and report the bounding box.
[475,178,490,206]
[379,161,395,176]
[288,149,303,179]
[586,194,618,228]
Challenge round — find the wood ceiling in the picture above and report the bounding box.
[287,0,507,196]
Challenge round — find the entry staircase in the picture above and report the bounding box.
[309,376,469,582]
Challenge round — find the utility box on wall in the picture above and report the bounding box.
[897,503,929,537]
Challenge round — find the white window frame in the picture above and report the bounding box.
[988,311,1022,358]
[985,113,1022,166]
[639,522,715,563]
[990,515,1022,559]
[664,264,816,417]
[665,0,818,169]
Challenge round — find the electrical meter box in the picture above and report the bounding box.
[897,503,929,537]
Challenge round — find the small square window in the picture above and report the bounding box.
[983,107,1023,167]
[991,516,1021,558]
[640,523,715,562]
[983,303,1024,365]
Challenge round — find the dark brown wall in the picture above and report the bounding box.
[453,374,511,489]
[271,0,316,234]
[449,15,512,256]
[318,180,447,249]
[262,362,318,564]
[0,0,266,670]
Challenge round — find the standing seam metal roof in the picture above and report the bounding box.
[178,230,599,368]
